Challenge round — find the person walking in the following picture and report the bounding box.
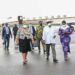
[16,25,34,64]
[42,21,58,63]
[2,23,12,50]
[58,20,74,61]
[13,24,18,41]
[28,23,36,50]
[36,21,46,53]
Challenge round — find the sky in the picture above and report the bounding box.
[0,0,75,23]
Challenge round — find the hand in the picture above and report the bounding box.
[42,40,45,44]
[33,36,36,40]
[32,39,35,44]
[53,35,56,38]
[16,39,19,45]
[11,35,12,38]
[2,37,3,40]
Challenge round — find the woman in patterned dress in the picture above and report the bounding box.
[58,21,74,61]
[16,25,34,64]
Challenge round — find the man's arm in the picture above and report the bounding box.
[9,27,12,38]
[2,27,5,39]
[42,27,46,44]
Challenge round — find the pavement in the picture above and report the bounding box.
[0,33,75,75]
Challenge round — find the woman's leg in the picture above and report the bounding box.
[22,52,28,63]
[22,53,25,63]
[67,44,70,53]
[25,52,28,61]
[62,45,68,61]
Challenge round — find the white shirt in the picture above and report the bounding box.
[42,26,58,44]
[29,25,33,34]
[60,25,69,30]
[5,26,9,34]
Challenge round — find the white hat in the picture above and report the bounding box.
[46,20,53,26]
[48,23,52,26]
[23,25,28,28]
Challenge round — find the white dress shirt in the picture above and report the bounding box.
[42,26,58,44]
[60,25,69,30]
[5,26,9,34]
[29,25,33,34]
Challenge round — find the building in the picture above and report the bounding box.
[0,16,75,27]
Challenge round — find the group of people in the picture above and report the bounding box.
[2,23,12,50]
[1,20,74,64]
[42,20,74,62]
[2,23,18,50]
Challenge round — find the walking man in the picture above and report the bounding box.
[42,21,58,63]
[13,24,18,41]
[36,21,46,53]
[28,23,36,50]
[2,23,12,50]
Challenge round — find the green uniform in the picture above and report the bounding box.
[36,25,46,53]
[36,25,44,39]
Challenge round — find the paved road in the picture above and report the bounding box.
[0,34,75,75]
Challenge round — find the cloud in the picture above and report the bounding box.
[0,0,75,22]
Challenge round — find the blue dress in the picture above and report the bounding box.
[58,25,73,58]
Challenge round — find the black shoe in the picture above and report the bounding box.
[4,47,6,50]
[23,60,27,65]
[46,57,49,61]
[53,59,58,63]
[44,50,46,54]
[7,48,9,51]
[65,59,68,61]
[39,50,41,53]
[64,57,69,61]
[32,47,34,50]
[3,42,5,45]
[23,62,26,65]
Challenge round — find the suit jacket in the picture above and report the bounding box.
[13,26,18,35]
[2,26,12,39]
[32,26,35,36]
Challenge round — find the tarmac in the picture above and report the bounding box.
[0,32,75,75]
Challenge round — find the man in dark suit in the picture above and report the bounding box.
[28,23,36,50]
[13,24,18,41]
[2,23,12,50]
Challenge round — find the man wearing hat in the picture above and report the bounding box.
[42,21,58,63]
